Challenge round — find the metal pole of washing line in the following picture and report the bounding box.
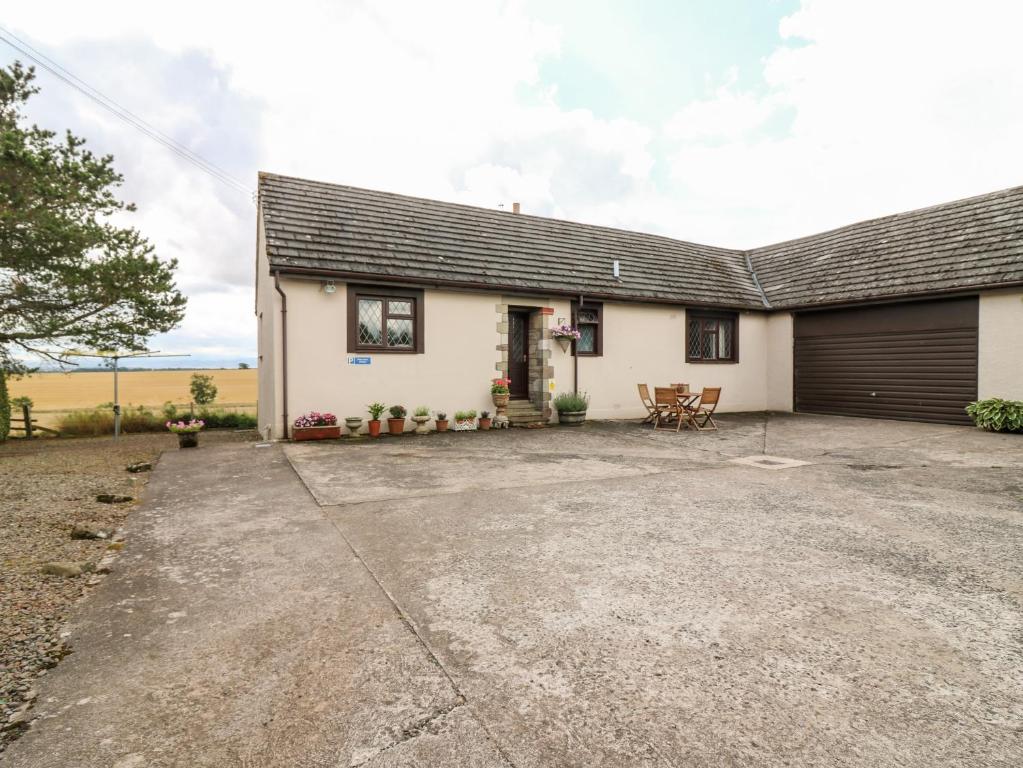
[63,351,191,440]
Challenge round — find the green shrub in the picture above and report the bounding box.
[11,395,33,409]
[965,398,1023,433]
[196,408,257,429]
[388,404,407,419]
[553,391,590,413]
[0,370,9,442]
[454,409,477,420]
[57,406,164,436]
[162,401,178,420]
[413,405,430,417]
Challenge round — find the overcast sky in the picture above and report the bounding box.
[3,1,1022,366]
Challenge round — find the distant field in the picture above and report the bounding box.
[8,369,258,428]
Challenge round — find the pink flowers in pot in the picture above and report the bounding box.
[293,412,337,428]
[166,419,205,434]
[550,324,581,340]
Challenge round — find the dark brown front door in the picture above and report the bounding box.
[508,310,530,399]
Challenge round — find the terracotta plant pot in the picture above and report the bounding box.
[178,432,199,449]
[435,419,449,432]
[478,417,493,430]
[293,425,342,441]
[387,417,406,436]
[557,410,586,426]
[367,419,382,438]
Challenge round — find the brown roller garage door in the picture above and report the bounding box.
[793,297,978,424]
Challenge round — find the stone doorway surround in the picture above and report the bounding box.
[495,300,553,419]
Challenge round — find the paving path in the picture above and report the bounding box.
[5,414,1022,767]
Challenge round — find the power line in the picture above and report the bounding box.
[0,26,253,197]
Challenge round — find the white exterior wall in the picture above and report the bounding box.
[765,312,794,412]
[283,279,500,433]
[550,302,773,420]
[978,289,1023,400]
[254,210,282,439]
[257,284,785,437]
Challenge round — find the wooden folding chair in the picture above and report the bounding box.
[653,387,682,431]
[637,384,659,424]
[692,387,721,431]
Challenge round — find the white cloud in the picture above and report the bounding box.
[661,0,1023,246]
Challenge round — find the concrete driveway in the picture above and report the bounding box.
[5,414,1022,767]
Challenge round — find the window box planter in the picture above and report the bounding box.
[293,425,342,441]
[453,418,477,431]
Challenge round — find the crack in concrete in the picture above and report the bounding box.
[346,699,468,768]
[283,448,519,768]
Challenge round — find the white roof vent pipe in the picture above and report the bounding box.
[612,259,620,280]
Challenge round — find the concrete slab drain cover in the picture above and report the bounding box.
[730,455,810,470]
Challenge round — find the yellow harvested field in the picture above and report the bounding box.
[9,369,258,414]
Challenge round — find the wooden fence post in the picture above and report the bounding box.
[23,404,33,439]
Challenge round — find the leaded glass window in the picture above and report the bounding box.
[572,303,602,356]
[351,290,418,351]
[686,312,737,362]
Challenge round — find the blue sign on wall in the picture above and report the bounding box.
[348,356,372,365]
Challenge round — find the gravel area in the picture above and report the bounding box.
[0,430,256,750]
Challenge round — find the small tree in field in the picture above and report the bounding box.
[190,373,218,405]
[238,362,250,369]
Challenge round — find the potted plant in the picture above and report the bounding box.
[478,410,493,430]
[344,416,364,437]
[387,405,407,436]
[553,391,589,426]
[412,405,431,435]
[491,377,510,427]
[435,412,449,432]
[167,418,205,448]
[551,323,581,353]
[292,412,341,441]
[367,402,386,437]
[453,410,477,431]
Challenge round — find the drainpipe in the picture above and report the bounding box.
[273,271,289,440]
[574,294,583,395]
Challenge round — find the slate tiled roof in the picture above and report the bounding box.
[259,173,1023,310]
[749,185,1023,308]
[258,173,765,308]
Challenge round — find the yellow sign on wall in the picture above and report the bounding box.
[548,379,556,392]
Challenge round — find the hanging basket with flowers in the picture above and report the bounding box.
[551,324,581,352]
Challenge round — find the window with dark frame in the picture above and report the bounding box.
[347,285,424,353]
[572,301,603,356]
[686,310,738,363]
